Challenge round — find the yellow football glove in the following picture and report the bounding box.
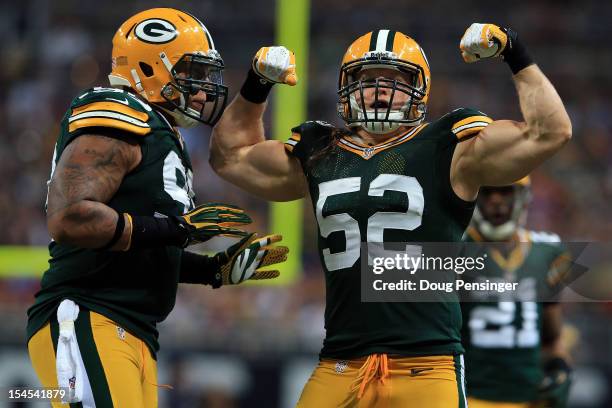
[175,203,252,246]
[252,46,298,86]
[212,233,288,286]
[459,23,508,63]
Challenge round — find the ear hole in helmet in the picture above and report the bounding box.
[139,62,154,77]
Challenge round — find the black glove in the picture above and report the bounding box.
[535,357,572,408]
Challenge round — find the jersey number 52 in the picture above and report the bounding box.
[316,174,424,271]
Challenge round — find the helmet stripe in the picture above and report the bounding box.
[419,46,430,69]
[374,29,390,51]
[385,30,396,52]
[368,31,377,51]
[202,25,215,50]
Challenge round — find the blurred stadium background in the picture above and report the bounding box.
[0,0,611,407]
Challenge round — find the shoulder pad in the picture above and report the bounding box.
[546,248,572,288]
[285,120,337,155]
[528,230,561,244]
[290,120,336,135]
[68,88,154,136]
[440,107,493,140]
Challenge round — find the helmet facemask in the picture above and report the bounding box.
[159,51,228,127]
[472,185,531,241]
[338,53,427,134]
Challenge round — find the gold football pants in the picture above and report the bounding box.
[467,397,531,408]
[297,354,467,408]
[28,309,158,408]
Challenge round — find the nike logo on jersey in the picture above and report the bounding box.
[106,98,129,105]
[409,367,433,376]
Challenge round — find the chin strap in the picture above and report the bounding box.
[472,187,530,241]
[158,105,200,129]
[359,120,402,134]
[472,207,518,241]
[347,93,424,134]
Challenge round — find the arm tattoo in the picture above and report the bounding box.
[46,134,140,246]
[48,135,138,214]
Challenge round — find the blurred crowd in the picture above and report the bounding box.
[1,0,612,246]
[0,1,611,406]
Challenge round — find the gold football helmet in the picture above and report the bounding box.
[338,30,431,134]
[472,176,532,241]
[108,8,227,127]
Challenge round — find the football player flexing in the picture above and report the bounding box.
[27,8,287,408]
[462,178,572,408]
[210,23,571,407]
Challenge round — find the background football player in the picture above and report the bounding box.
[462,177,573,408]
[27,8,287,408]
[209,23,571,406]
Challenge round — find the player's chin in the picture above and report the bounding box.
[489,215,511,226]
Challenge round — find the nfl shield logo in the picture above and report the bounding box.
[335,361,348,374]
[117,326,126,340]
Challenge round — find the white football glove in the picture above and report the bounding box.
[215,233,288,285]
[460,23,508,63]
[252,46,298,86]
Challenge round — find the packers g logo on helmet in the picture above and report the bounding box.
[109,8,228,127]
[134,19,178,44]
[337,30,431,134]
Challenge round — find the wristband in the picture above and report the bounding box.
[240,68,274,104]
[544,357,572,373]
[129,214,189,249]
[179,251,223,288]
[501,28,534,75]
[98,211,125,251]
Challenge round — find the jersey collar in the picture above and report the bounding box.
[468,227,533,275]
[337,123,428,160]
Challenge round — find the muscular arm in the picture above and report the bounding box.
[46,134,141,249]
[210,95,306,201]
[451,65,572,200]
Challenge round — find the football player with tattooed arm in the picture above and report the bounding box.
[462,177,573,408]
[210,23,571,407]
[27,8,287,408]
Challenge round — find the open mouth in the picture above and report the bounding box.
[370,100,390,110]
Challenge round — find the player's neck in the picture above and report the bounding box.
[353,126,413,146]
[496,240,518,256]
[488,231,521,257]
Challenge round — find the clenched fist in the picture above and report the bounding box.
[460,23,508,63]
[252,46,298,86]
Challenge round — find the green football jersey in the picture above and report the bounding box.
[285,108,491,359]
[461,228,569,402]
[27,87,195,354]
